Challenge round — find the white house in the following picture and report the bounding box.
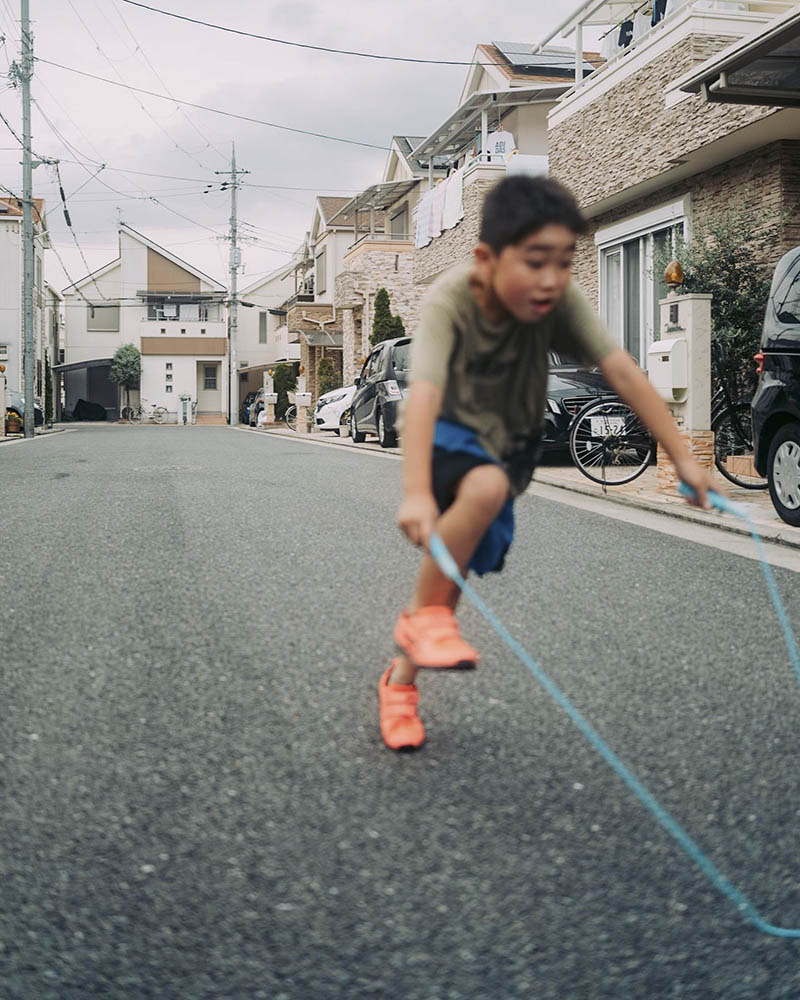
[0,196,49,397]
[58,225,228,422]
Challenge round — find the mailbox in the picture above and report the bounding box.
[294,392,312,407]
[647,337,688,403]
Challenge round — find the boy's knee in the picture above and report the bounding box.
[457,464,510,514]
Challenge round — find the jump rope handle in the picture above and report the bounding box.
[677,481,743,517]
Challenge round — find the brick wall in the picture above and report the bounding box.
[336,243,425,384]
[549,33,778,210]
[413,178,496,286]
[572,141,800,310]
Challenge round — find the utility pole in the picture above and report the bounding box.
[217,145,248,426]
[20,0,34,438]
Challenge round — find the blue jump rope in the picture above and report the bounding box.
[429,484,800,938]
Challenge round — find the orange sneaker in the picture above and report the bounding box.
[394,606,479,670]
[378,662,425,750]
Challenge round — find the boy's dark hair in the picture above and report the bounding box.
[479,176,586,253]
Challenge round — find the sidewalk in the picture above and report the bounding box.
[246,425,800,549]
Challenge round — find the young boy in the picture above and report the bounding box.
[379,176,713,751]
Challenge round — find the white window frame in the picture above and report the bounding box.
[596,196,691,365]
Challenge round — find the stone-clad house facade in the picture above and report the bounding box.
[545,0,800,366]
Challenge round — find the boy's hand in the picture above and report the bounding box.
[397,491,439,549]
[674,457,713,509]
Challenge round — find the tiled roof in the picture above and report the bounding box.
[0,197,46,227]
[317,196,351,225]
[478,43,603,81]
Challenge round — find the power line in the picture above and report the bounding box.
[119,0,500,67]
[64,0,215,174]
[36,58,391,150]
[107,0,227,164]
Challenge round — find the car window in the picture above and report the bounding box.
[391,342,411,375]
[777,269,800,324]
[367,347,384,379]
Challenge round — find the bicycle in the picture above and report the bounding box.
[569,396,654,487]
[123,399,169,424]
[568,355,768,490]
[283,404,313,433]
[710,343,767,490]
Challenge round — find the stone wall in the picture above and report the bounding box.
[572,141,800,310]
[336,243,425,384]
[413,178,497,286]
[549,32,778,210]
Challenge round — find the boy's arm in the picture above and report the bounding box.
[397,379,443,547]
[598,348,713,508]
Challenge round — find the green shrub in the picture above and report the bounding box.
[317,356,341,397]
[371,287,406,346]
[272,363,296,419]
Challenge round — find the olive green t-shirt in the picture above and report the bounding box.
[411,262,618,494]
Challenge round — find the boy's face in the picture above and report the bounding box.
[479,224,576,324]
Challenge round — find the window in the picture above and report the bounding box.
[166,374,173,382]
[315,248,327,296]
[180,328,186,335]
[0,343,7,360]
[200,327,206,335]
[259,312,267,344]
[58,348,65,363]
[166,362,172,370]
[87,303,120,332]
[166,384,173,393]
[390,205,408,240]
[597,199,688,365]
[204,365,217,390]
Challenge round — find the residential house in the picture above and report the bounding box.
[0,197,49,398]
[541,0,800,367]
[411,42,602,287]
[333,136,448,384]
[58,225,228,422]
[237,255,302,403]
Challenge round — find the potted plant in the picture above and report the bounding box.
[5,409,22,433]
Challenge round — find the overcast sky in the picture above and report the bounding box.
[0,0,594,292]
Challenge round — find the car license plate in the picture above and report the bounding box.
[590,415,625,436]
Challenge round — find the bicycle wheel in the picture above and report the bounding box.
[120,406,134,421]
[569,398,654,486]
[284,405,297,431]
[713,402,767,489]
[153,407,169,424]
[129,406,142,424]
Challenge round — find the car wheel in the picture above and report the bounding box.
[767,422,800,526]
[377,409,397,449]
[350,409,365,443]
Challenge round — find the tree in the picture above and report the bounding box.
[317,356,341,397]
[271,362,296,419]
[44,350,53,424]
[655,203,773,396]
[371,287,394,346]
[109,343,141,414]
[390,314,406,339]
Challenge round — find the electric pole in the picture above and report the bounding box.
[217,145,248,426]
[20,0,34,439]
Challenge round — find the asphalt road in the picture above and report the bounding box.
[3,425,800,1000]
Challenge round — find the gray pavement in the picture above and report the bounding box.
[3,424,800,999]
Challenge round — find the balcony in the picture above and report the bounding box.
[285,301,343,346]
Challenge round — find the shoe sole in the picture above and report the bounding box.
[394,643,477,670]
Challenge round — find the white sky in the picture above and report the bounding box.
[0,0,595,291]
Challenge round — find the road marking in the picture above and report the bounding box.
[527,481,800,574]
[236,426,402,460]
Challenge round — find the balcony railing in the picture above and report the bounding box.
[345,232,414,252]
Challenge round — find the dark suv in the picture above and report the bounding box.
[751,245,800,525]
[350,337,410,448]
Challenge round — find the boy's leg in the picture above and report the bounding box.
[390,463,509,685]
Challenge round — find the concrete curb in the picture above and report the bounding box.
[532,471,800,551]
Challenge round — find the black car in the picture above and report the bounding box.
[350,337,411,448]
[542,352,613,451]
[751,245,800,525]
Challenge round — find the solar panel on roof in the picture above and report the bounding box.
[492,40,595,74]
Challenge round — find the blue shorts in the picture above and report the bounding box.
[431,420,515,577]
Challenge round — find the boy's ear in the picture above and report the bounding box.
[473,242,495,266]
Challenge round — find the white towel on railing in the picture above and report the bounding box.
[441,168,465,231]
[414,189,434,248]
[429,181,447,240]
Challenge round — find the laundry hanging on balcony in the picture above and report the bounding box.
[441,167,465,232]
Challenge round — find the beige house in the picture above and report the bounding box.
[411,42,601,286]
[541,0,800,366]
[59,226,228,422]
